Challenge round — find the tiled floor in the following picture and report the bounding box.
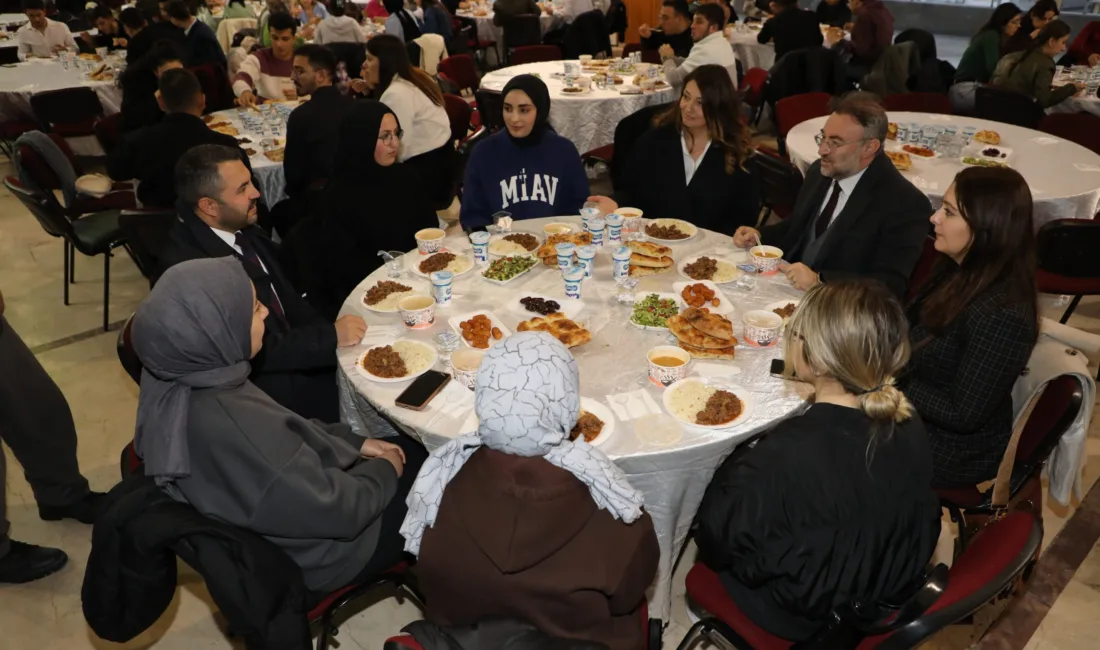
[3,102,1100,648]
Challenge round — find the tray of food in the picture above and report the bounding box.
[449,311,511,349]
[673,280,733,316]
[765,299,800,324]
[662,378,754,429]
[644,218,697,242]
[360,280,426,313]
[668,307,737,360]
[514,294,584,320]
[356,339,438,383]
[678,254,742,284]
[481,255,538,284]
[630,292,680,331]
[412,251,475,277]
[570,397,615,446]
[488,232,541,257]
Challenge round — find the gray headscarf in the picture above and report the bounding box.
[131,257,254,484]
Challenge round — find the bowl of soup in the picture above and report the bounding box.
[647,345,690,388]
[415,228,446,255]
[398,295,436,329]
[749,245,783,275]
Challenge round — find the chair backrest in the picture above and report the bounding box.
[974,85,1043,129]
[473,89,504,132]
[863,513,1042,649]
[29,87,104,136]
[94,113,124,156]
[1036,218,1100,278]
[883,92,953,114]
[4,176,74,241]
[746,148,803,220]
[116,314,143,384]
[503,13,542,50]
[442,93,472,144]
[438,54,480,93]
[563,9,611,59]
[510,44,562,66]
[622,43,641,58]
[1013,375,1084,485]
[775,92,832,142]
[905,235,939,302]
[741,67,769,106]
[1038,112,1100,156]
[894,28,937,62]
[118,210,178,285]
[217,17,258,52]
[189,64,234,113]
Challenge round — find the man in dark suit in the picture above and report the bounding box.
[158,144,368,423]
[734,94,931,298]
[118,6,184,66]
[757,0,824,60]
[164,0,226,68]
[109,68,250,209]
[638,1,694,59]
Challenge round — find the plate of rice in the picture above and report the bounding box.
[662,378,754,430]
[355,339,438,383]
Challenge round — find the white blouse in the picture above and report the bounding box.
[380,76,452,161]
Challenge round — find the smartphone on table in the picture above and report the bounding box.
[395,370,451,411]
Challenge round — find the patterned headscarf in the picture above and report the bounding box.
[400,332,644,555]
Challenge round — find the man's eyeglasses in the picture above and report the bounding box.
[814,132,866,153]
[378,129,404,145]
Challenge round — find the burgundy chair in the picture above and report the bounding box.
[622,43,661,65]
[938,374,1084,553]
[453,15,496,69]
[438,54,481,127]
[442,93,473,144]
[746,147,804,223]
[905,235,939,302]
[309,562,421,650]
[678,513,1041,650]
[29,87,104,138]
[509,44,563,66]
[774,92,832,159]
[741,67,769,126]
[883,92,953,114]
[1038,112,1100,157]
[1034,218,1100,325]
[189,63,234,113]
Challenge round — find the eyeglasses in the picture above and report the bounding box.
[378,128,404,145]
[814,132,866,153]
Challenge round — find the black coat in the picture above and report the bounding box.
[815,1,851,28]
[563,10,610,59]
[126,21,186,66]
[613,124,760,236]
[82,475,311,650]
[158,207,340,422]
[640,28,693,59]
[108,113,252,209]
[757,8,824,60]
[183,19,227,68]
[283,86,355,197]
[760,153,932,298]
[119,67,163,133]
[900,274,1038,488]
[696,404,941,642]
[764,46,847,105]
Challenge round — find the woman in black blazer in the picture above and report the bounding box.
[588,64,759,236]
[696,279,941,642]
[900,167,1039,488]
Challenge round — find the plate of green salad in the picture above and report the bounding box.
[630,292,680,331]
[481,255,538,285]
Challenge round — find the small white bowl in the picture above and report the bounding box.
[450,348,484,390]
[647,345,690,388]
[398,295,436,330]
[749,245,783,275]
[742,310,783,348]
[415,228,446,255]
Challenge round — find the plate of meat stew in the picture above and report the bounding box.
[570,398,616,447]
[356,339,438,383]
[662,378,754,430]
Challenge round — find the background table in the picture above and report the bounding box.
[335,216,809,621]
[727,25,774,71]
[206,106,292,206]
[787,111,1100,227]
[455,8,561,62]
[1047,66,1100,119]
[479,60,677,153]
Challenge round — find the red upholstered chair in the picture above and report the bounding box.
[308,562,421,650]
[741,67,769,126]
[453,15,496,69]
[883,92,953,114]
[1034,218,1100,324]
[938,374,1084,554]
[774,92,832,159]
[29,87,104,138]
[438,54,481,127]
[746,147,804,223]
[1038,112,1100,156]
[510,44,563,66]
[905,235,939,302]
[383,636,423,649]
[442,93,472,143]
[677,513,1041,650]
[189,63,234,113]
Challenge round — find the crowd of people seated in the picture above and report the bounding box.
[5,0,1097,647]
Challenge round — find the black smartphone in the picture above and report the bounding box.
[770,359,796,379]
[395,370,451,411]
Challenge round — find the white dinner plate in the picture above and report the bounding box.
[512,293,585,320]
[448,310,512,349]
[662,378,755,430]
[643,218,698,243]
[574,397,616,447]
[629,292,681,331]
[677,255,743,284]
[355,339,438,383]
[488,233,542,257]
[970,145,1013,162]
[409,251,475,278]
[559,86,592,96]
[672,280,734,316]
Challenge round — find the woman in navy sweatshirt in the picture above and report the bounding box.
[460,75,589,231]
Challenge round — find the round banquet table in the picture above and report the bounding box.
[205,106,293,206]
[479,60,678,154]
[727,25,775,71]
[1046,66,1100,119]
[335,215,810,621]
[787,111,1100,227]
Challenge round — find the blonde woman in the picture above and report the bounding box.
[696,279,941,642]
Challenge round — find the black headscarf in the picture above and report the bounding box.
[501,74,552,148]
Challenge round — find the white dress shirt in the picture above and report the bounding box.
[16,19,76,58]
[681,134,711,185]
[816,166,869,228]
[661,30,739,89]
[380,76,452,161]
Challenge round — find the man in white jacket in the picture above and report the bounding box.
[233,11,297,106]
[314,0,365,45]
[660,3,738,89]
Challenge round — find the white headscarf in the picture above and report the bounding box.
[400,332,644,555]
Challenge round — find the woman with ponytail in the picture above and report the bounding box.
[696,279,941,643]
[900,167,1039,488]
[990,19,1082,107]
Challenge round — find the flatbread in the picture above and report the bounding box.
[678,340,737,360]
[628,264,671,278]
[630,253,674,268]
[626,240,672,259]
[536,232,593,261]
[682,307,734,341]
[668,314,734,349]
[517,312,591,348]
[885,150,911,171]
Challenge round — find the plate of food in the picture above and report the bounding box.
[900,143,938,158]
[517,312,592,349]
[678,255,742,284]
[766,299,800,324]
[560,85,591,95]
[885,150,912,171]
[973,129,1001,145]
[668,307,737,360]
[514,294,584,320]
[961,156,1010,169]
[356,339,438,383]
[449,311,511,349]
[488,232,541,257]
[973,145,1013,161]
[644,218,697,242]
[570,397,615,446]
[630,292,680,331]
[264,147,285,162]
[412,251,475,277]
[673,280,734,316]
[662,378,754,430]
[481,255,538,284]
[360,280,427,313]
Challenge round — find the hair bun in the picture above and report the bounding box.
[858,379,913,423]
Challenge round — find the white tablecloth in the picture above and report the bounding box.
[206,106,291,206]
[1047,66,1100,119]
[727,25,774,71]
[787,111,1100,227]
[456,9,560,54]
[479,60,677,153]
[335,215,810,621]
[0,13,27,28]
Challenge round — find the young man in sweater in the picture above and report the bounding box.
[234,11,298,106]
[638,1,693,60]
[660,3,738,89]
